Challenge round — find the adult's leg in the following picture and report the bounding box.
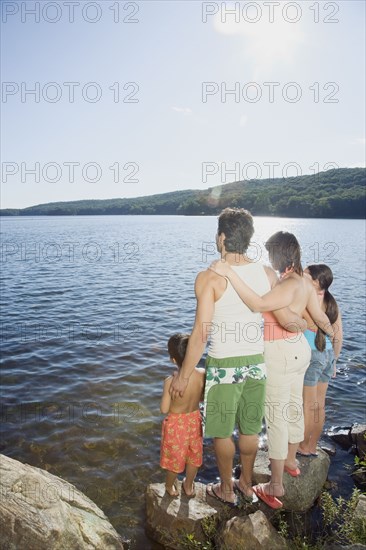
[264,341,290,497]
[298,384,318,455]
[308,382,328,454]
[211,436,236,503]
[236,376,266,497]
[237,433,258,497]
[287,335,311,464]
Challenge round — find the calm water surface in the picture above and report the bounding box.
[1,216,365,548]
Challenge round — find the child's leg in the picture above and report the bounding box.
[182,464,198,496]
[165,470,179,496]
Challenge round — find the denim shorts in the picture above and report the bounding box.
[303,349,334,386]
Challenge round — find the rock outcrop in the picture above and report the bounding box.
[0,454,124,550]
[216,510,287,550]
[328,424,366,456]
[252,449,330,512]
[351,425,366,458]
[145,481,235,549]
[355,493,366,519]
[146,450,331,548]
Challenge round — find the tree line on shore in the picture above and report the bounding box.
[1,168,365,218]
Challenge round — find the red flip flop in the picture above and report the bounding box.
[252,484,283,509]
[284,465,301,477]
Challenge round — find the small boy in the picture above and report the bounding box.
[160,333,205,497]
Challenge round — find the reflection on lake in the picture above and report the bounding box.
[1,215,365,548]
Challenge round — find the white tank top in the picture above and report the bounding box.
[208,262,271,359]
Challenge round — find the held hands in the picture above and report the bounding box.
[169,371,189,399]
[208,259,231,278]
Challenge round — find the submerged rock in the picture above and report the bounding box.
[0,454,124,550]
[328,426,353,450]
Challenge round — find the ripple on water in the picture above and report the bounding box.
[1,216,365,548]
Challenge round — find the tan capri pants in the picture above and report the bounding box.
[264,334,311,460]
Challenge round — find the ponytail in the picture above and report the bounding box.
[306,264,339,352]
[315,289,339,351]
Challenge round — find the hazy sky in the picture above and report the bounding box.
[1,0,365,208]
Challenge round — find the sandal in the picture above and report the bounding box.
[206,483,238,508]
[252,484,283,509]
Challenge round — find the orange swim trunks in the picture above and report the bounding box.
[160,409,203,473]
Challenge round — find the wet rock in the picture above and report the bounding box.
[352,469,366,488]
[216,510,287,550]
[351,424,366,458]
[320,441,337,456]
[328,427,353,450]
[0,454,124,550]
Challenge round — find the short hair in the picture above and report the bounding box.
[265,231,303,275]
[217,208,254,254]
[167,333,190,368]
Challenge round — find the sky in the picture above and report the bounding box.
[1,0,365,209]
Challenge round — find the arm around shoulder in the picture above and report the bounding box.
[306,285,334,338]
[332,309,343,360]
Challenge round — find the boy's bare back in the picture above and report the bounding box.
[161,368,205,414]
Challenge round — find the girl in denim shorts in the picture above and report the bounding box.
[299,264,343,457]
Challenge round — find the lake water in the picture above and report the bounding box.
[1,215,365,548]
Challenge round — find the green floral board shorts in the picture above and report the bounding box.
[203,354,266,438]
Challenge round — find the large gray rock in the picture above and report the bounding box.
[355,494,366,519]
[252,449,330,512]
[145,481,239,549]
[216,510,287,550]
[0,454,124,550]
[351,424,366,458]
[147,451,331,548]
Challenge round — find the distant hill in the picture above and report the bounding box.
[1,168,365,218]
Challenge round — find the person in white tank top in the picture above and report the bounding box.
[170,208,306,505]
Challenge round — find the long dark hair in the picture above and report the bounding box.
[265,231,303,276]
[306,264,338,352]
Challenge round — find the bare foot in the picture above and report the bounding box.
[182,479,196,497]
[260,481,284,498]
[165,482,179,497]
[284,458,299,471]
[297,446,312,456]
